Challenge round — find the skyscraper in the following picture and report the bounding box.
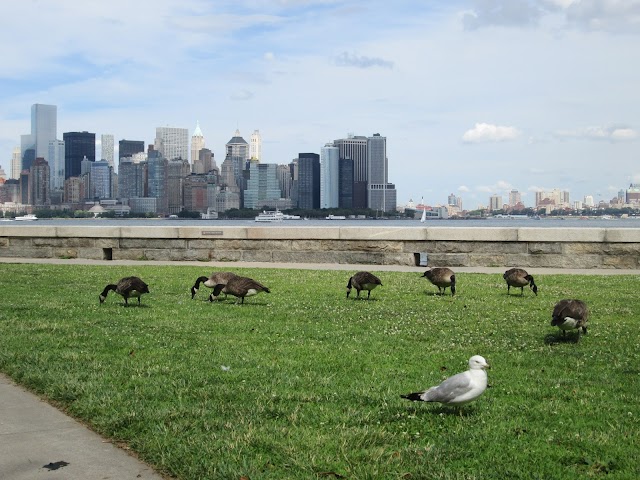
[11,147,21,180]
[30,157,50,206]
[366,134,396,213]
[320,143,339,208]
[90,160,111,199]
[243,163,282,209]
[509,189,521,207]
[63,131,95,179]
[101,134,114,168]
[250,130,262,161]
[334,135,368,209]
[338,158,353,209]
[191,122,205,166]
[155,126,189,161]
[21,103,57,170]
[221,130,249,195]
[118,140,145,159]
[296,153,320,209]
[48,140,65,191]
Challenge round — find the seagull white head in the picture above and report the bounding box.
[468,355,490,370]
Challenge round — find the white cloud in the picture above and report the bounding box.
[458,185,470,192]
[462,123,521,143]
[553,125,638,142]
[334,52,394,69]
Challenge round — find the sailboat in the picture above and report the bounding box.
[420,197,426,223]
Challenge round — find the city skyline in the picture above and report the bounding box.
[1,1,639,208]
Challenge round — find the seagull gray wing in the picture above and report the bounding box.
[421,371,472,403]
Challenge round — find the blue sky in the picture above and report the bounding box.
[1,0,639,209]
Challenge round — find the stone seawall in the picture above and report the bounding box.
[1,225,640,269]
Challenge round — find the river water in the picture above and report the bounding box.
[3,217,640,228]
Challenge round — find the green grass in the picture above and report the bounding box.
[1,264,639,479]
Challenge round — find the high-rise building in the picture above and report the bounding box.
[63,131,95,179]
[155,126,189,161]
[30,157,50,206]
[277,164,293,200]
[90,160,111,199]
[21,104,57,171]
[296,153,320,209]
[626,184,640,204]
[366,134,396,212]
[101,134,114,168]
[320,144,339,209]
[118,160,146,200]
[509,189,521,207]
[190,122,205,166]
[489,194,503,211]
[48,140,65,191]
[338,158,353,209]
[167,159,190,214]
[221,130,249,203]
[11,147,21,180]
[119,140,145,159]
[250,130,262,161]
[243,163,282,209]
[334,134,368,209]
[147,151,169,214]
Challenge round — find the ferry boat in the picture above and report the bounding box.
[15,214,38,221]
[326,214,346,220]
[255,210,284,222]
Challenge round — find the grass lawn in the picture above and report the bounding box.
[0,263,639,479]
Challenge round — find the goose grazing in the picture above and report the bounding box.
[422,267,456,296]
[346,271,382,299]
[503,268,537,296]
[551,299,589,339]
[191,271,238,299]
[401,355,490,407]
[209,275,270,304]
[99,276,149,306]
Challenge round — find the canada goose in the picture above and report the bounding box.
[209,275,270,304]
[551,299,589,338]
[191,271,238,299]
[401,355,490,407]
[99,276,149,306]
[503,268,537,296]
[346,271,382,299]
[422,267,456,296]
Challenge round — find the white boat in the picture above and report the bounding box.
[15,214,38,221]
[255,210,284,222]
[326,214,346,220]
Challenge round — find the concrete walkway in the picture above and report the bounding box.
[0,374,165,480]
[1,257,639,480]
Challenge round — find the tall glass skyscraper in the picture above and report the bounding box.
[296,153,320,209]
[21,104,57,170]
[63,131,95,179]
[155,126,189,161]
[320,144,339,209]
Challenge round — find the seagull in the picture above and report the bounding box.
[401,355,490,407]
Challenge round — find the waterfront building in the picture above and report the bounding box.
[243,162,282,209]
[296,153,320,209]
[277,164,293,200]
[154,126,189,161]
[147,151,169,215]
[63,176,84,204]
[338,158,353,209]
[333,134,368,208]
[64,131,95,179]
[90,160,111,199]
[366,134,396,212]
[489,194,503,211]
[118,159,146,200]
[508,189,521,206]
[167,159,190,214]
[626,184,640,204]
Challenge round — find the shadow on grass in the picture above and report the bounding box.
[544,332,581,345]
[382,402,481,420]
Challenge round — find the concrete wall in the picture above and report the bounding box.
[1,225,640,269]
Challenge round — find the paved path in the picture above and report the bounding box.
[0,374,165,480]
[1,257,639,480]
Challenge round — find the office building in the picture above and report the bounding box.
[167,159,190,214]
[119,140,145,159]
[366,134,396,212]
[243,163,282,209]
[89,160,111,200]
[147,151,169,214]
[101,134,114,168]
[296,153,320,209]
[489,194,503,211]
[48,140,65,191]
[250,130,262,161]
[338,158,353,209]
[155,126,189,161]
[118,160,146,200]
[334,134,368,208]
[30,157,50,206]
[63,131,95,179]
[11,147,21,179]
[320,144,339,208]
[191,122,205,166]
[509,189,521,207]
[21,104,57,171]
